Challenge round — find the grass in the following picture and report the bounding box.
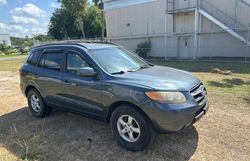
[149,59,250,74]
[0,59,25,72]
[149,60,250,97]
[0,54,27,58]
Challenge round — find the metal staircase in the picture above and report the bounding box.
[239,0,250,7]
[199,0,250,45]
[167,0,250,45]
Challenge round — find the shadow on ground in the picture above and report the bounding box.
[208,78,250,88]
[243,97,250,105]
[0,107,199,161]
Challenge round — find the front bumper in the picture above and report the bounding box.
[142,93,209,133]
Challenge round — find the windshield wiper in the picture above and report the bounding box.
[111,68,139,75]
[111,65,151,75]
[111,71,126,75]
[140,65,151,69]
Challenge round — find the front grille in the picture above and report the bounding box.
[190,83,208,106]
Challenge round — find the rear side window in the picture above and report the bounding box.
[39,53,62,71]
[27,51,40,66]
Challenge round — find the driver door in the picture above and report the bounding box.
[60,50,105,117]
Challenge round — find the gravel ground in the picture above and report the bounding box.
[0,71,249,161]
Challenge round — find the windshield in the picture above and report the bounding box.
[89,47,151,74]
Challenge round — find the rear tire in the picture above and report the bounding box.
[110,105,155,151]
[27,89,51,118]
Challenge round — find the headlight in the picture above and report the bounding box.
[145,92,186,104]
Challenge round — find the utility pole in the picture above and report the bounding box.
[99,0,105,42]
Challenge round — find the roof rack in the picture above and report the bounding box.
[32,39,121,49]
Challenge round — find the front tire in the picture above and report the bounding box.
[27,89,50,118]
[110,105,155,151]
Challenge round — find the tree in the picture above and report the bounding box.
[32,34,51,42]
[48,1,106,40]
[48,8,82,40]
[58,0,87,38]
[92,0,100,5]
[83,5,105,38]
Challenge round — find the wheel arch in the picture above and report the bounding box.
[106,101,153,126]
[25,85,41,97]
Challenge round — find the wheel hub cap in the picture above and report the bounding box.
[30,94,41,112]
[117,115,140,142]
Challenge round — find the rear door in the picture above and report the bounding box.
[35,49,66,106]
[60,49,105,117]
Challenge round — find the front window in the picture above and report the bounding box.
[89,47,150,74]
[67,52,90,75]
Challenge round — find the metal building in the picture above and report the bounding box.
[0,33,11,46]
[104,0,250,60]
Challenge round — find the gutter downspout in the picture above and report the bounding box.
[165,1,168,60]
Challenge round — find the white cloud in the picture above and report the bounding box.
[0,22,29,37]
[0,21,48,37]
[10,3,46,17]
[0,23,7,29]
[42,22,48,27]
[10,16,38,25]
[31,27,47,35]
[9,25,28,33]
[49,1,60,8]
[1,2,49,37]
[0,0,6,6]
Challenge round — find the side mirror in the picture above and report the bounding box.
[77,67,96,77]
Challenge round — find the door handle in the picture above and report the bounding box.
[64,80,77,86]
[34,73,39,77]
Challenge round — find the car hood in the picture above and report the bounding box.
[114,65,200,91]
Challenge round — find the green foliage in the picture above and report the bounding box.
[135,41,151,58]
[58,0,87,38]
[0,44,21,55]
[0,44,10,54]
[48,8,82,40]
[48,3,106,40]
[10,36,34,47]
[59,0,87,16]
[10,37,26,47]
[83,5,105,38]
[92,0,100,6]
[32,34,51,42]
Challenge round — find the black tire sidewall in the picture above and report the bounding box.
[110,105,154,151]
[27,89,46,118]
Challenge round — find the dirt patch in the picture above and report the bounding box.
[0,71,249,161]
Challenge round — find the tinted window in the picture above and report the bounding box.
[39,53,62,71]
[67,52,90,75]
[39,54,46,67]
[90,47,149,74]
[27,51,40,66]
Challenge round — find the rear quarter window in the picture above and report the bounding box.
[27,51,40,66]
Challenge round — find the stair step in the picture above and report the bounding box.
[198,9,250,45]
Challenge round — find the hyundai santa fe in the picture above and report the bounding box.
[20,42,209,151]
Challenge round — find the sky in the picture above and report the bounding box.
[0,0,92,38]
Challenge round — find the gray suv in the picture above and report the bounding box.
[20,42,208,151]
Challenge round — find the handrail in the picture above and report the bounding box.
[238,0,250,7]
[200,0,247,30]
